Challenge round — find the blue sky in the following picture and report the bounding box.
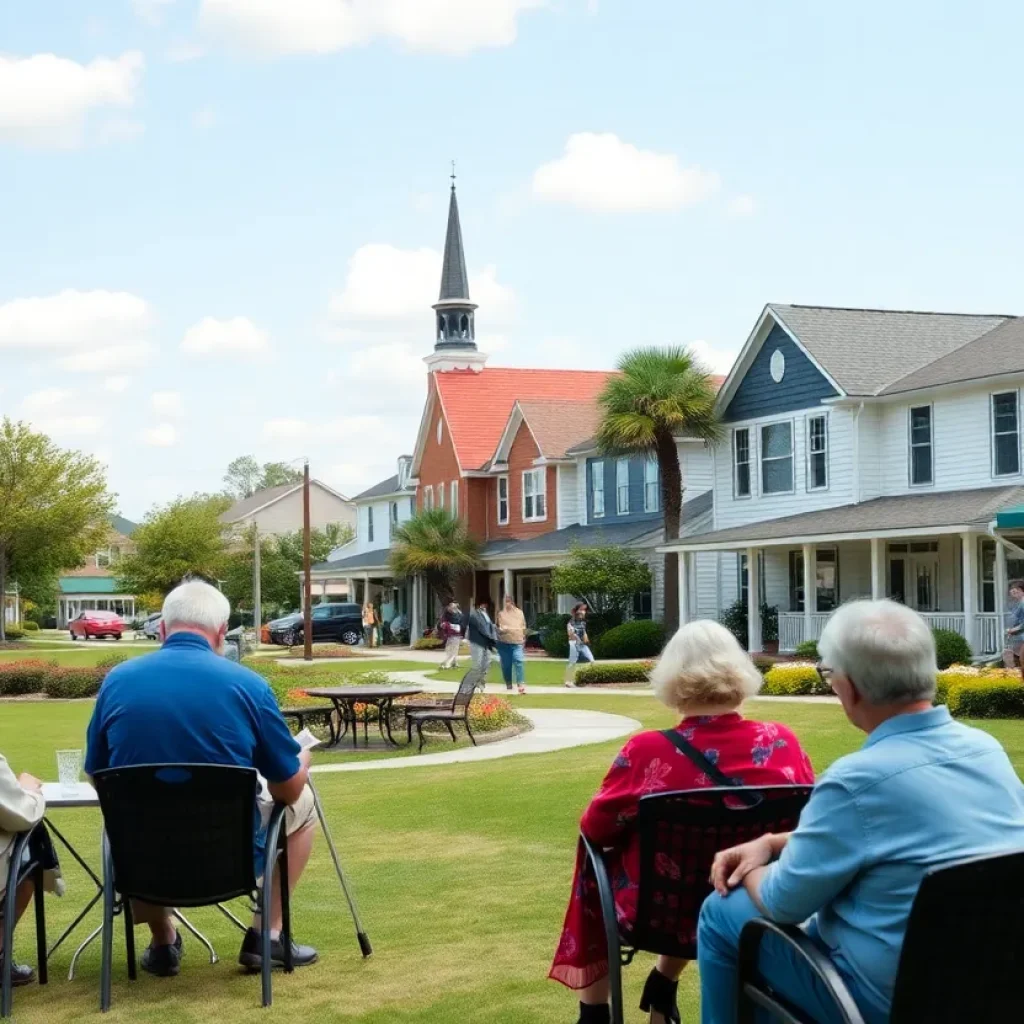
[2,0,1023,520]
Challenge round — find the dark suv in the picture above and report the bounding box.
[267,603,363,647]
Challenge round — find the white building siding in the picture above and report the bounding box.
[857,406,883,502]
[346,494,414,557]
[244,486,355,539]
[558,463,579,529]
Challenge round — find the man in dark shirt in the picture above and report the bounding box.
[85,581,319,977]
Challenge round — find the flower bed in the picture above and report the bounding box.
[574,662,653,686]
[0,655,128,700]
[760,662,828,696]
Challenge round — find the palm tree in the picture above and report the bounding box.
[596,346,721,632]
[389,508,481,610]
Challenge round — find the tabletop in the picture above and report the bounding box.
[305,686,423,700]
[42,782,99,808]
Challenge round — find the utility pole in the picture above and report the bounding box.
[302,459,313,662]
[253,523,262,638]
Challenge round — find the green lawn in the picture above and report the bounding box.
[2,695,1022,1023]
[425,659,602,687]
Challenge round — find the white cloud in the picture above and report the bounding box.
[151,391,184,417]
[0,52,145,148]
[166,41,207,62]
[95,118,145,144]
[20,388,71,413]
[200,0,546,56]
[689,339,739,377]
[0,289,150,350]
[133,0,176,26]
[144,423,178,447]
[727,194,756,217]
[56,341,156,373]
[180,316,270,356]
[18,388,104,436]
[194,106,217,130]
[104,376,131,393]
[329,244,515,324]
[532,132,720,212]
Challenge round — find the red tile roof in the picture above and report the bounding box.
[434,368,614,471]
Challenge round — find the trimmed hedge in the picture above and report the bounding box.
[794,640,819,660]
[575,662,652,686]
[21,621,39,632]
[932,628,973,670]
[0,660,51,696]
[760,662,828,697]
[0,659,107,699]
[44,667,105,700]
[593,620,665,660]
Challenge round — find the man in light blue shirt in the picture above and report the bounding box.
[697,599,1024,1024]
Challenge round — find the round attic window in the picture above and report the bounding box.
[769,349,786,383]
[436,418,443,444]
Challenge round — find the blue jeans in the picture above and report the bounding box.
[697,889,875,1024]
[496,642,525,685]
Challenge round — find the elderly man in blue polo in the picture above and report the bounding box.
[697,599,1024,1024]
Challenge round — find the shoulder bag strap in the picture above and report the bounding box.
[660,729,760,806]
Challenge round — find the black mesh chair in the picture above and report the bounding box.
[93,764,293,1011]
[404,668,483,750]
[738,848,1024,1024]
[582,785,812,1024]
[1,825,47,1019]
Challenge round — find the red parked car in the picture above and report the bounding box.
[69,610,125,641]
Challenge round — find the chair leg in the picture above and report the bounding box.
[464,715,477,747]
[261,855,274,1007]
[406,716,413,744]
[123,898,136,981]
[417,721,426,752]
[1,875,15,1019]
[33,866,47,987]
[100,836,115,1012]
[280,835,293,974]
[444,720,457,743]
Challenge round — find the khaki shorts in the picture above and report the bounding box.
[257,781,317,837]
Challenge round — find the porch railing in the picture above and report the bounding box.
[778,611,1002,655]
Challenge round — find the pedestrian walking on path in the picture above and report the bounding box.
[564,603,595,686]
[438,601,465,670]
[467,597,498,685]
[496,594,527,694]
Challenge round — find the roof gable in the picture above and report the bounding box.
[220,479,350,523]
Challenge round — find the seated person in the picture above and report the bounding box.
[85,580,319,978]
[0,757,44,987]
[698,599,1024,1024]
[549,620,814,1024]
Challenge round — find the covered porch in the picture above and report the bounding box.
[57,574,138,627]
[667,485,1024,657]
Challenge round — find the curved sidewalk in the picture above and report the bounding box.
[310,707,640,773]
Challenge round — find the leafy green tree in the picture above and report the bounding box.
[116,494,232,598]
[550,544,652,616]
[596,346,721,632]
[277,521,354,566]
[260,461,304,489]
[223,456,305,500]
[0,419,114,641]
[389,509,480,607]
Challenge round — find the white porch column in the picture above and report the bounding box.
[410,574,421,645]
[679,551,690,626]
[503,568,513,604]
[346,577,355,603]
[747,547,762,653]
[870,538,885,600]
[996,539,1009,635]
[802,543,815,643]
[962,533,977,653]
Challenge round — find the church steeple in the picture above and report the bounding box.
[425,170,487,373]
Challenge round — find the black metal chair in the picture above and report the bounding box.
[583,785,813,1024]
[93,764,293,1011]
[404,668,484,750]
[1,825,47,1019]
[738,848,1024,1024]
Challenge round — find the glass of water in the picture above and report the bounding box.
[56,749,83,795]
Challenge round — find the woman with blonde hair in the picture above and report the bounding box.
[549,620,814,1024]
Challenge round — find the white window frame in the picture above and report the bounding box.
[908,405,934,487]
[991,390,1021,478]
[733,427,752,499]
[644,457,659,513]
[591,460,605,518]
[806,414,829,491]
[423,485,434,512]
[367,505,374,543]
[95,548,112,568]
[522,468,547,522]
[389,501,399,538]
[450,479,459,513]
[760,419,795,496]
[616,458,630,515]
[497,476,509,525]
[437,482,445,510]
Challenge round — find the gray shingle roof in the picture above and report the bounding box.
[481,520,662,558]
[881,316,1024,395]
[353,474,412,501]
[769,304,1011,397]
[438,186,470,302]
[673,485,1024,548]
[221,483,296,523]
[310,547,393,573]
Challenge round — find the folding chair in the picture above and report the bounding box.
[1,825,47,1019]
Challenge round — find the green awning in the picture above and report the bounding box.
[996,505,1024,530]
[59,577,123,595]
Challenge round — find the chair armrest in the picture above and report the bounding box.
[581,833,626,1023]
[6,826,39,893]
[738,918,866,1024]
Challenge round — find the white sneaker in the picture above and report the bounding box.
[564,680,575,688]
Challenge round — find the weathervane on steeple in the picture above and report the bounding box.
[450,160,456,189]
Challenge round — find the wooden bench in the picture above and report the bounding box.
[280,705,340,746]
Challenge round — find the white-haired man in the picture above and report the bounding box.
[85,580,319,978]
[697,599,1024,1024]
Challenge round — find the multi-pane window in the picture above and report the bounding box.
[96,549,111,568]
[733,428,751,497]
[909,406,933,485]
[591,460,605,517]
[389,501,399,538]
[788,548,839,613]
[992,392,1020,477]
[367,506,374,543]
[807,415,828,490]
[523,468,547,521]
[644,458,659,512]
[760,422,794,494]
[497,476,509,525]
[450,480,459,513]
[616,458,630,514]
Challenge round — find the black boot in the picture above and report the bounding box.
[577,1002,612,1024]
[639,967,681,1023]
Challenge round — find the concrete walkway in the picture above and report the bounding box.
[310,707,640,773]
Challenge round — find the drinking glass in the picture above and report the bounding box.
[56,749,83,795]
